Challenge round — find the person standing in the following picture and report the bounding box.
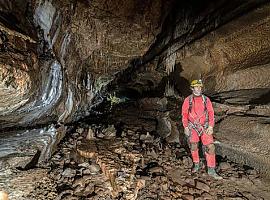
[181,79,222,180]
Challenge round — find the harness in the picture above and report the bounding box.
[188,95,209,136]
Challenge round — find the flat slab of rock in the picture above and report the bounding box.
[215,116,270,178]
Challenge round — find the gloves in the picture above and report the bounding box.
[184,127,190,136]
[205,126,213,135]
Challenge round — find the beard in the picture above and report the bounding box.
[193,90,202,96]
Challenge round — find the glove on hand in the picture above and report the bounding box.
[206,126,213,135]
[184,127,190,136]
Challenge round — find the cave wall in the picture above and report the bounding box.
[0,0,172,127]
[175,4,270,98]
[1,0,268,127]
[0,0,173,163]
[33,0,173,123]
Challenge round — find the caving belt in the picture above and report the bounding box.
[188,94,209,137]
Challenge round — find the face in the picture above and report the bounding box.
[192,86,202,96]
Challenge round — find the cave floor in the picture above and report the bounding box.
[1,127,270,200]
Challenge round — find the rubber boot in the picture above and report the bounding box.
[192,163,200,173]
[208,167,223,180]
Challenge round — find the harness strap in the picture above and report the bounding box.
[188,94,209,129]
[188,121,205,136]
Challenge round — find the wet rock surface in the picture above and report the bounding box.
[1,125,270,199]
[0,124,66,168]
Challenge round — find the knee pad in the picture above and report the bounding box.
[190,143,198,151]
[205,143,215,154]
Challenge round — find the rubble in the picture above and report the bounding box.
[1,124,270,199]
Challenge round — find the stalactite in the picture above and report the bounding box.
[165,46,176,74]
[164,81,175,97]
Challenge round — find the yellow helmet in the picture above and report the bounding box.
[190,79,203,87]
